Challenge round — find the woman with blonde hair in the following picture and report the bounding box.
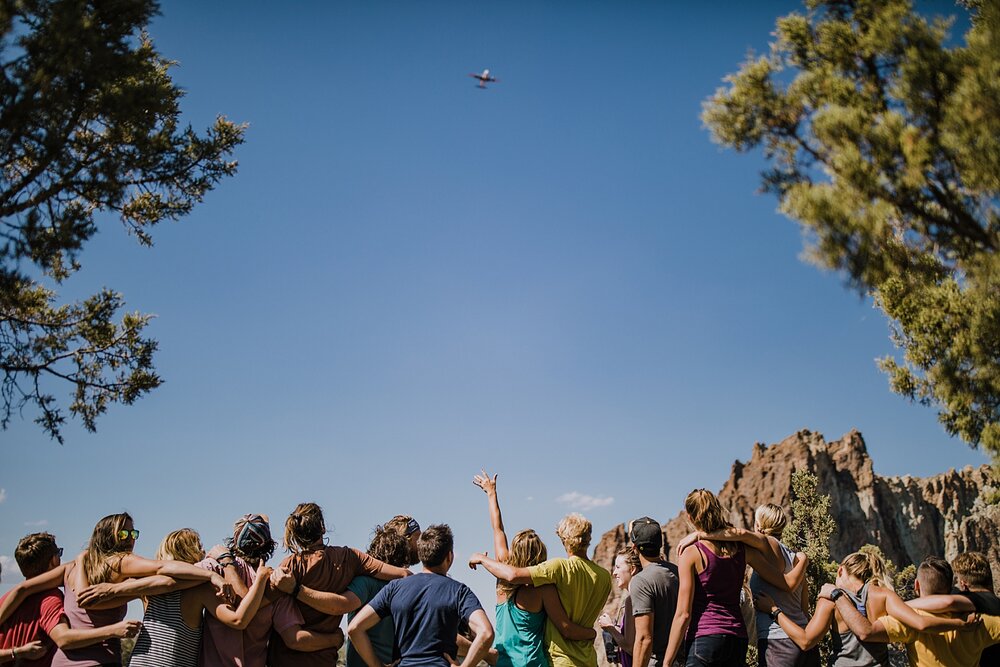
[598,547,642,667]
[470,471,597,667]
[664,490,796,667]
[267,502,411,667]
[118,528,272,667]
[745,504,816,666]
[0,513,229,667]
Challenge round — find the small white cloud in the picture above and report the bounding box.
[24,519,48,527]
[556,491,615,511]
[0,555,21,582]
[526,496,534,501]
[0,488,6,503]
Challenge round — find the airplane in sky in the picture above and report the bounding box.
[469,69,498,88]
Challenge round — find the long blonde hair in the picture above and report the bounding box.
[499,529,548,596]
[156,529,204,564]
[685,489,736,557]
[841,550,893,589]
[82,513,134,585]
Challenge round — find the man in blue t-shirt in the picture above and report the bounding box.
[348,524,494,667]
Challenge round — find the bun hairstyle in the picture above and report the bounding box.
[753,504,787,537]
[82,512,135,585]
[284,503,326,554]
[841,550,893,589]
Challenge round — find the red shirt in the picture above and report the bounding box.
[0,589,65,667]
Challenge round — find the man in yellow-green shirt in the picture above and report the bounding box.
[469,513,612,667]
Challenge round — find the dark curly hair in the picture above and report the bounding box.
[368,527,410,568]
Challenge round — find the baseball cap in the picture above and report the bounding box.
[628,516,663,552]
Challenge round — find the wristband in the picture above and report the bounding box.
[829,588,845,602]
[769,608,782,621]
[291,580,302,599]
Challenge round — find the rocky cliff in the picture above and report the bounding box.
[594,428,998,586]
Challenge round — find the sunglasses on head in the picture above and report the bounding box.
[56,547,64,558]
[405,519,420,536]
[117,529,140,541]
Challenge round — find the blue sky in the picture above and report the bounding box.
[0,1,987,614]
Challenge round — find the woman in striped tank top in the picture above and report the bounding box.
[126,529,272,667]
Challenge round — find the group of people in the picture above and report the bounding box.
[589,490,1000,667]
[0,477,997,667]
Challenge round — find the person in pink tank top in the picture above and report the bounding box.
[663,490,791,667]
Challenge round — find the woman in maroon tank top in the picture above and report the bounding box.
[663,490,785,667]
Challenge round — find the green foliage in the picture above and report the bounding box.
[782,469,839,599]
[703,0,1000,475]
[781,469,838,663]
[0,0,244,442]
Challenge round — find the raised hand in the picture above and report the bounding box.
[473,470,497,496]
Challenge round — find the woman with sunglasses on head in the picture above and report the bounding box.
[267,502,411,667]
[0,513,229,667]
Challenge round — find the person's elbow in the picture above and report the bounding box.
[795,635,820,651]
[347,616,364,640]
[852,624,877,642]
[230,613,255,631]
[478,625,495,648]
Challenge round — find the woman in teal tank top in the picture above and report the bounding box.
[494,585,548,667]
[473,471,597,667]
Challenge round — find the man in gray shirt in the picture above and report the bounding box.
[627,517,680,667]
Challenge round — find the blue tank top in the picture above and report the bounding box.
[494,588,547,667]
